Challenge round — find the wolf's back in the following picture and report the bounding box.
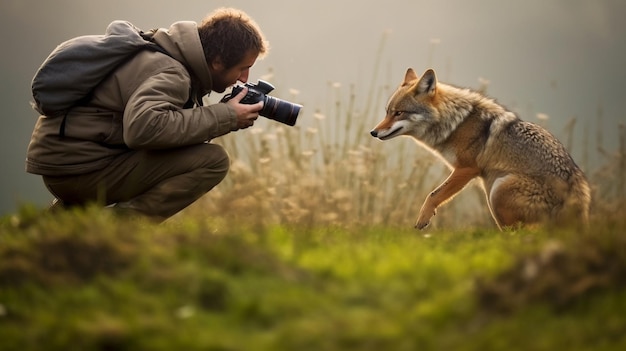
[492,120,577,178]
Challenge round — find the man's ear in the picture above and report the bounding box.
[210,57,225,72]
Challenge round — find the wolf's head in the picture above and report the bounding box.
[370,68,439,142]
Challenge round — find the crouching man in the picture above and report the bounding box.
[26,8,269,222]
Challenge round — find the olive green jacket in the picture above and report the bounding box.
[26,21,237,176]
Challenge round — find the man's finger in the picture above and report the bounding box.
[249,100,264,112]
[230,87,248,103]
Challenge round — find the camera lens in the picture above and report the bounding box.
[261,96,302,126]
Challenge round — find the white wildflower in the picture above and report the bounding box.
[536,113,550,121]
[263,133,277,141]
[478,77,490,86]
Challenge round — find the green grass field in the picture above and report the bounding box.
[1,206,625,350]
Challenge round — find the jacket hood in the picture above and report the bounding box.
[152,21,212,93]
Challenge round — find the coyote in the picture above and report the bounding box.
[370,68,590,229]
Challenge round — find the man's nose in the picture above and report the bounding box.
[238,69,250,83]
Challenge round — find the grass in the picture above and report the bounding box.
[2,34,626,350]
[1,207,625,350]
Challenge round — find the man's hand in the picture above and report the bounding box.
[225,87,263,130]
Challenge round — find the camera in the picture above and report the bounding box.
[220,80,302,126]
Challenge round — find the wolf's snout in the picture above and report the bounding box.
[370,130,378,137]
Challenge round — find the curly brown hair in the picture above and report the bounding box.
[198,8,269,69]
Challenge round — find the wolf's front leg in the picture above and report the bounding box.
[414,167,480,229]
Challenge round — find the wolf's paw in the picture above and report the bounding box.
[415,219,430,230]
[415,209,436,230]
[415,207,437,230]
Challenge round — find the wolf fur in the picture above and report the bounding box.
[370,68,591,229]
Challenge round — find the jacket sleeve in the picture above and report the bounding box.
[122,65,237,149]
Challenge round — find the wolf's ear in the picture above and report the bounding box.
[402,68,418,87]
[415,69,437,96]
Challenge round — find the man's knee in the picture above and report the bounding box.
[192,143,230,189]
[202,143,230,175]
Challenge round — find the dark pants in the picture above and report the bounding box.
[43,143,229,220]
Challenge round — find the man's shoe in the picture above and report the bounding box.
[48,198,66,212]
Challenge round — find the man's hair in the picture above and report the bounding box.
[198,8,269,69]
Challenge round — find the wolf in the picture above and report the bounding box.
[370,68,591,230]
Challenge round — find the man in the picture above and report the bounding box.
[26,8,269,222]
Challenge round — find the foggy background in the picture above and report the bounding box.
[1,0,624,216]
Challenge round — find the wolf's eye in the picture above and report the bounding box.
[393,111,403,117]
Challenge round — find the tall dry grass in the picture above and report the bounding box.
[184,36,625,230]
[181,34,488,229]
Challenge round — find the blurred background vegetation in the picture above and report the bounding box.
[193,32,625,230]
[2,0,625,214]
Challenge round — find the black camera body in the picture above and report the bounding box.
[220,80,302,126]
